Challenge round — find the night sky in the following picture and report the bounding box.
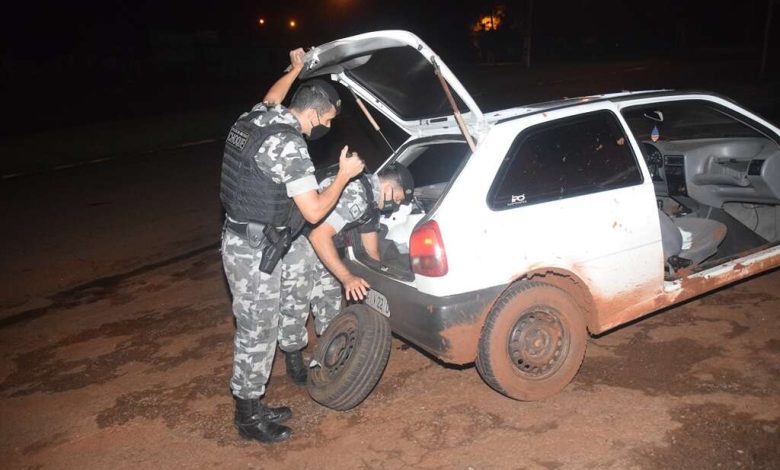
[1,1,777,135]
[5,1,773,58]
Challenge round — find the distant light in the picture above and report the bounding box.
[475,15,502,31]
[472,6,506,32]
[258,18,266,26]
[289,19,297,28]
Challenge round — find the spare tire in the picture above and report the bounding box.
[307,304,392,411]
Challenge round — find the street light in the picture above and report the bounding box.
[258,17,266,26]
[288,19,297,29]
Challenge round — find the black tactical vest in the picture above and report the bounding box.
[314,164,378,234]
[220,110,301,226]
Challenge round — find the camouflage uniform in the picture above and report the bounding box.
[221,103,318,400]
[278,174,381,352]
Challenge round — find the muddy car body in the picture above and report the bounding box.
[299,31,780,403]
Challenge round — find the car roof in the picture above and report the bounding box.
[489,89,737,125]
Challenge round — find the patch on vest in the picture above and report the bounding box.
[226,127,249,151]
[348,202,362,219]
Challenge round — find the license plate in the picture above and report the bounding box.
[365,289,390,318]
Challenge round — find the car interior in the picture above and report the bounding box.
[623,100,780,278]
[349,140,470,279]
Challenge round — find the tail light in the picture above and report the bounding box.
[410,220,448,277]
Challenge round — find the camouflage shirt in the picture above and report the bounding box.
[319,174,382,233]
[247,102,318,197]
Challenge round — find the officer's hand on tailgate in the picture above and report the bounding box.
[343,274,370,301]
[289,48,305,71]
[338,145,365,179]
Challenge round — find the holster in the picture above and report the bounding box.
[258,225,292,274]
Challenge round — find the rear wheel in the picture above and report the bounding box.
[307,304,392,411]
[476,281,587,401]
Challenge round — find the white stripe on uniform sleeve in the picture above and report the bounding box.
[286,174,319,197]
[324,211,347,233]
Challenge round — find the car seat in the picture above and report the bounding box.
[657,209,727,267]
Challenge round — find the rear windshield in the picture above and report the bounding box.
[347,46,467,122]
[405,141,470,187]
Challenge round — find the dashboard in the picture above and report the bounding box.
[641,137,780,207]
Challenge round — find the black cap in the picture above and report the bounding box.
[380,163,414,203]
[396,164,415,203]
[297,79,342,115]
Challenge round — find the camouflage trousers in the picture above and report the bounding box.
[278,235,342,352]
[221,228,282,400]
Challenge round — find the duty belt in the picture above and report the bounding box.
[224,220,267,249]
[225,219,251,235]
[223,218,294,274]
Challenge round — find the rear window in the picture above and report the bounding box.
[347,46,467,122]
[405,142,469,187]
[489,110,642,209]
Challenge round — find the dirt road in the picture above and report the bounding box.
[0,142,224,315]
[1,57,778,469]
[1,246,777,469]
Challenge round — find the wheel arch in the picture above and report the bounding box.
[504,268,599,335]
[428,268,599,365]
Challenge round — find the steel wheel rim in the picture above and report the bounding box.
[507,307,569,379]
[322,318,358,376]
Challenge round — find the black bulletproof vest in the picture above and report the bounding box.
[314,164,378,233]
[220,111,301,226]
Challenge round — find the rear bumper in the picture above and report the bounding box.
[344,259,504,364]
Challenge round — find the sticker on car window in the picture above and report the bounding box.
[510,194,527,205]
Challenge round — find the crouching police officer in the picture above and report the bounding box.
[220,48,365,443]
[278,164,414,382]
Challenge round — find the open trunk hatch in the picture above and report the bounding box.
[298,30,486,138]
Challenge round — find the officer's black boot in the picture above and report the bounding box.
[285,350,308,385]
[256,399,292,423]
[234,398,291,443]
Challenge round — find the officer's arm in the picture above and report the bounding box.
[292,146,364,224]
[263,48,304,105]
[308,223,370,301]
[360,232,380,261]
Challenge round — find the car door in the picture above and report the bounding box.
[475,104,664,331]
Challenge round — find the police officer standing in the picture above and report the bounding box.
[279,164,414,382]
[220,49,364,443]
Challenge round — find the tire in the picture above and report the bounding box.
[307,304,392,411]
[475,281,587,401]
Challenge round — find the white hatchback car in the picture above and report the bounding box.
[297,31,780,408]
